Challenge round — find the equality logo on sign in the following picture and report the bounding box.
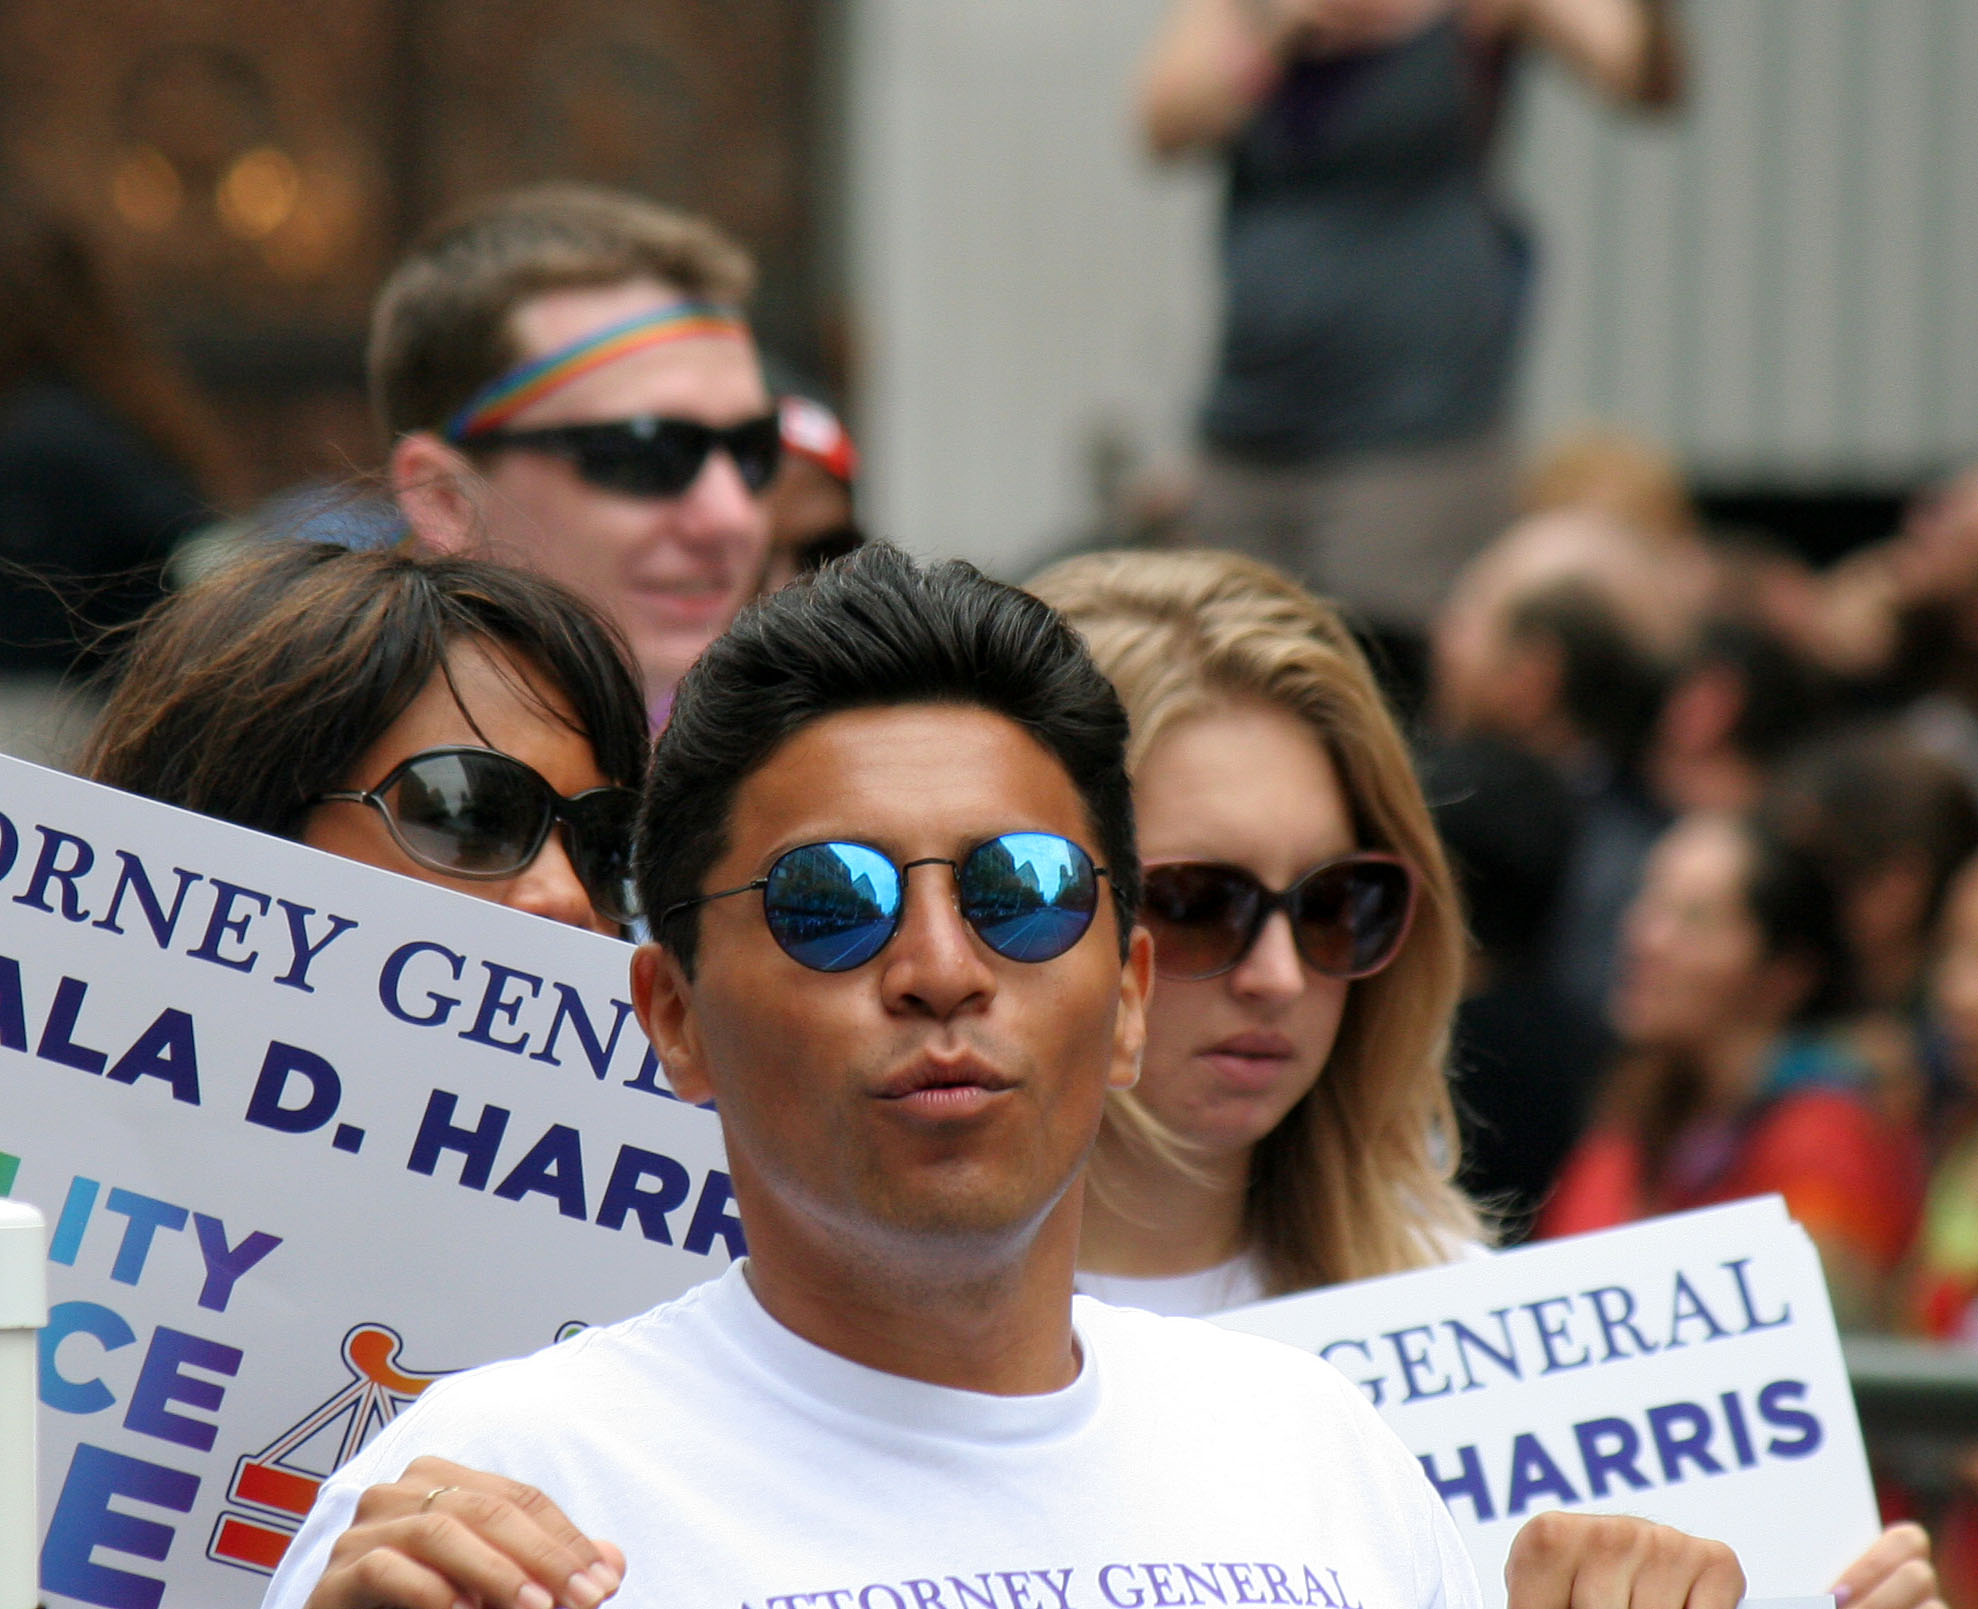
[207,1324,452,1576]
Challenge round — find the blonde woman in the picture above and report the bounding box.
[1030,548,1935,1606]
[1030,547,1473,1303]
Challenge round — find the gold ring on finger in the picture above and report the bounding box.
[421,1484,460,1513]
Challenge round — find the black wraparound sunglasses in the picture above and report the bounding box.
[662,833,1108,973]
[1138,853,1417,981]
[464,412,783,499]
[313,746,641,924]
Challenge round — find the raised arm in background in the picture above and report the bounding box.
[1137,0,1678,159]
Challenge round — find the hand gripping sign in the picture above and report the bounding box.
[1213,1198,1879,1609]
[0,754,735,1609]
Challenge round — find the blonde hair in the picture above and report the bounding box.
[1521,424,1698,544]
[1028,549,1482,1292]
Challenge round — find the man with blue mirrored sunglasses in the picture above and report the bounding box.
[270,546,1743,1609]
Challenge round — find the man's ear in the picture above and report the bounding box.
[631,941,714,1105]
[1109,924,1154,1092]
[391,431,482,554]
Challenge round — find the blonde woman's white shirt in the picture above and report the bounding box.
[264,1262,1482,1609]
[1074,1236,1493,1322]
[1076,1254,1267,1317]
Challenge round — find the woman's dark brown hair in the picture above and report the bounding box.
[83,543,649,839]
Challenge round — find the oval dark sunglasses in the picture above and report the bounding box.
[1138,853,1417,981]
[313,745,641,925]
[661,833,1108,972]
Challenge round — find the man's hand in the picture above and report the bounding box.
[1505,1512,1743,1609]
[302,1457,625,1609]
[1831,1522,1943,1609]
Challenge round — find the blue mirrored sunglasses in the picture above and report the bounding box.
[662,832,1107,972]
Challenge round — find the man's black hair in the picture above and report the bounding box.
[637,542,1139,975]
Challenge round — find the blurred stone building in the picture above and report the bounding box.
[0,0,839,496]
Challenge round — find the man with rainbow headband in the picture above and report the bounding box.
[371,183,778,719]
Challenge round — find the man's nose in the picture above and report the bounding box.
[1228,910,1306,1001]
[877,867,998,1019]
[678,447,771,545]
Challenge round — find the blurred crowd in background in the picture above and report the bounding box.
[6,0,1978,1595]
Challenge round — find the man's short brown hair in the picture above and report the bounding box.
[368,183,756,440]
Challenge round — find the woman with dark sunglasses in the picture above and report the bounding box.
[82,542,649,935]
[1030,549,1476,1310]
[1030,549,1938,1609]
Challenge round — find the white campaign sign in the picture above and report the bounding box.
[0,755,735,1609]
[1213,1199,1878,1609]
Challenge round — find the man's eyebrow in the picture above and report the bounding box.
[746,825,1069,875]
[750,832,890,870]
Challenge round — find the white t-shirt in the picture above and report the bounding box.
[265,1262,1482,1609]
[1075,1253,1267,1317]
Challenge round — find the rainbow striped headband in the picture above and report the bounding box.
[444,302,750,441]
